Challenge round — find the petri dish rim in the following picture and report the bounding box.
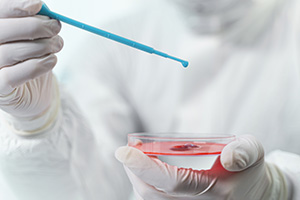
[128,132,236,141]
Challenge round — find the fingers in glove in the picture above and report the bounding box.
[0,54,57,95]
[0,35,63,68]
[0,0,42,18]
[0,16,61,44]
[115,146,215,197]
[220,135,265,172]
[124,167,171,200]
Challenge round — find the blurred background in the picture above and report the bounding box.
[43,0,139,78]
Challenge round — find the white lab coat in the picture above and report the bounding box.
[0,0,300,199]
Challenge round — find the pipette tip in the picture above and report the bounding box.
[181,61,189,68]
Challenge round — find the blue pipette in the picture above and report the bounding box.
[38,3,189,67]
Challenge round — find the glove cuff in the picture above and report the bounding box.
[0,77,61,136]
[266,150,300,200]
[264,162,289,200]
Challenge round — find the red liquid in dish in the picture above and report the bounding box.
[132,141,226,156]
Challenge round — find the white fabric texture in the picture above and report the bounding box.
[0,0,300,199]
[0,88,102,200]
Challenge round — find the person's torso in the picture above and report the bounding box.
[116,0,300,154]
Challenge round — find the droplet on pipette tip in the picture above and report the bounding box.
[182,61,189,68]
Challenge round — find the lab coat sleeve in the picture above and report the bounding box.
[0,13,146,200]
[266,150,300,200]
[0,79,137,200]
[0,87,101,200]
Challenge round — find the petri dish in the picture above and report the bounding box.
[128,133,236,170]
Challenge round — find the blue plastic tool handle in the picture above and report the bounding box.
[37,3,188,67]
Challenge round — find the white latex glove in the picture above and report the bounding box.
[0,0,63,135]
[115,135,291,200]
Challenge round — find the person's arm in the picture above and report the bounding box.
[0,1,141,199]
[266,150,300,200]
[0,0,88,199]
[0,87,97,200]
[0,0,131,199]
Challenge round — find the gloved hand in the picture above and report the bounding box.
[115,135,292,200]
[0,0,63,135]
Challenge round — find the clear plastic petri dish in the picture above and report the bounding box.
[128,133,236,170]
